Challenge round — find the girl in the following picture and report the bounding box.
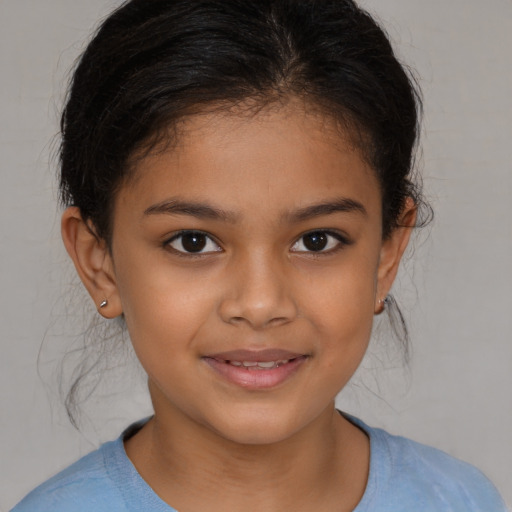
[11,0,507,510]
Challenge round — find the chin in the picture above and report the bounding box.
[217,423,298,446]
[202,403,321,447]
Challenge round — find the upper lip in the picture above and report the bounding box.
[205,349,306,362]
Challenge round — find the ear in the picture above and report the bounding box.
[375,197,417,314]
[61,207,122,318]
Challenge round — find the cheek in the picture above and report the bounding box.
[119,277,216,397]
[303,250,379,356]
[315,288,374,363]
[113,250,217,358]
[126,284,214,342]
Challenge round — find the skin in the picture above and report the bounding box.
[62,103,415,511]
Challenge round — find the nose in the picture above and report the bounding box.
[218,251,298,330]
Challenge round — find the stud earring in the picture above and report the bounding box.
[375,296,388,315]
[99,300,108,309]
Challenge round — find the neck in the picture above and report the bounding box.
[125,397,369,512]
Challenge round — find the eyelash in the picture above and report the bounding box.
[290,230,352,255]
[164,230,222,258]
[163,229,351,257]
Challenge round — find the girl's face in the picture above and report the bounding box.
[66,104,412,445]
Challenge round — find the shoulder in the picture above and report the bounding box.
[349,416,508,511]
[10,441,126,512]
[385,430,501,497]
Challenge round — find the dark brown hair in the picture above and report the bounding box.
[59,0,431,421]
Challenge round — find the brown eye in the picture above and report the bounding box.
[167,231,221,254]
[302,232,328,251]
[291,230,347,253]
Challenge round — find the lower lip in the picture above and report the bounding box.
[203,356,307,389]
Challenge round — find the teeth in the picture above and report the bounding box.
[255,361,275,368]
[227,359,291,369]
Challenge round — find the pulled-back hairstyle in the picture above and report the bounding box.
[60,0,427,244]
[59,0,430,421]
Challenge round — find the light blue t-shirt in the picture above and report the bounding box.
[11,416,508,512]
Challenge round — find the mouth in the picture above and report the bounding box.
[221,358,296,370]
[203,349,308,389]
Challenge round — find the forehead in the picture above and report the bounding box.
[119,104,382,220]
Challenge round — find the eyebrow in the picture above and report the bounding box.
[285,198,367,222]
[143,197,366,223]
[144,199,238,223]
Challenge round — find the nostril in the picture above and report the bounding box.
[226,314,292,329]
[267,316,292,327]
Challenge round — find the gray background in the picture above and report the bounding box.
[1,0,511,508]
